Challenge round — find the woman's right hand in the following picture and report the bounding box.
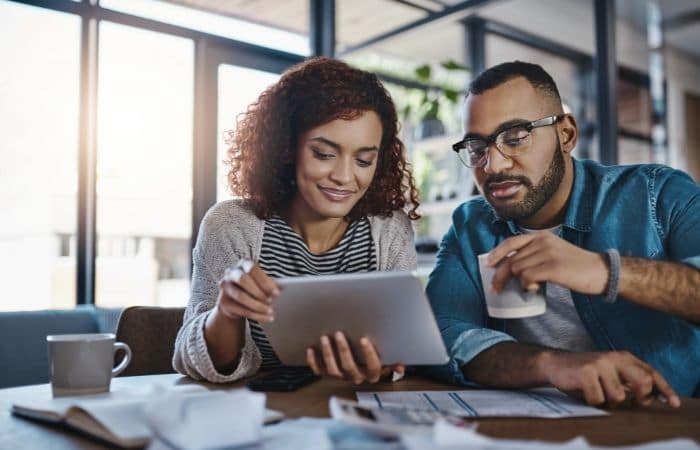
[216,259,280,323]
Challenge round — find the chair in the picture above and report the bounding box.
[0,306,123,388]
[114,306,185,376]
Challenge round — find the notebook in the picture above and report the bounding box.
[11,385,284,449]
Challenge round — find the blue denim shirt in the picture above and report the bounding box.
[424,158,700,397]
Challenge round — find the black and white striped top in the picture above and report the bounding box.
[251,216,377,369]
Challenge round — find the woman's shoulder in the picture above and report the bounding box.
[199,199,264,241]
[367,210,413,237]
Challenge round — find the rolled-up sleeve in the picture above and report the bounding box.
[655,169,700,270]
[423,223,514,386]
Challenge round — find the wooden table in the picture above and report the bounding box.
[1,374,698,449]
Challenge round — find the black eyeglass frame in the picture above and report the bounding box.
[451,114,565,168]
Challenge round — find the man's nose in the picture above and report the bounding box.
[483,144,513,174]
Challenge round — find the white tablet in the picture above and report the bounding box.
[260,271,449,366]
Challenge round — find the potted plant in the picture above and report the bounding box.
[410,60,469,140]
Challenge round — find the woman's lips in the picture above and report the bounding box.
[319,186,355,202]
[488,181,523,199]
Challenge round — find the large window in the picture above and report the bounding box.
[216,65,279,201]
[0,1,80,311]
[96,22,194,307]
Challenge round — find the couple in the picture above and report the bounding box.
[173,57,700,407]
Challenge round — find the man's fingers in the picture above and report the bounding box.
[320,335,343,378]
[598,369,627,408]
[359,337,382,383]
[490,259,514,293]
[649,368,681,408]
[487,234,537,267]
[580,373,606,406]
[334,332,364,384]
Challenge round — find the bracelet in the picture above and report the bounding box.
[604,249,621,304]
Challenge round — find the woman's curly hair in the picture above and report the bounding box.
[225,57,420,221]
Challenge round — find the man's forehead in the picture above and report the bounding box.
[463,77,549,134]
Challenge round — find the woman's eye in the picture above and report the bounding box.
[356,159,373,167]
[311,148,334,160]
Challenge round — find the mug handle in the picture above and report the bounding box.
[112,342,132,377]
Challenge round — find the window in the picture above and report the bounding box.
[216,65,279,201]
[0,1,80,311]
[96,22,194,307]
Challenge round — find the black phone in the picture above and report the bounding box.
[246,366,320,392]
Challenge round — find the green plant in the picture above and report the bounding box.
[410,60,469,122]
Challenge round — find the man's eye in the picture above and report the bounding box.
[504,136,528,146]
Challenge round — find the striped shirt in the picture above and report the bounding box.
[251,216,377,368]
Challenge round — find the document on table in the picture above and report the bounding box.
[357,387,607,419]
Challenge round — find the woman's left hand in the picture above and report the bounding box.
[306,331,405,384]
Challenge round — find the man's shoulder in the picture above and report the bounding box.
[580,159,677,186]
[451,196,495,229]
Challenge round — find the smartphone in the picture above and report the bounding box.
[246,366,320,392]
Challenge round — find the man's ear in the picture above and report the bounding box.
[559,114,578,154]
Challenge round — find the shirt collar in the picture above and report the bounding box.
[490,157,592,234]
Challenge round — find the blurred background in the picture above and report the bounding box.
[1,0,699,311]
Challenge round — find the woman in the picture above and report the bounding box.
[173,57,420,385]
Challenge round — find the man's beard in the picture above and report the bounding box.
[485,140,566,222]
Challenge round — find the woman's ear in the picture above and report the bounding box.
[559,114,578,155]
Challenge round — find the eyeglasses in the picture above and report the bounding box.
[452,114,564,168]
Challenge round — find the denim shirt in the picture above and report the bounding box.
[424,158,700,397]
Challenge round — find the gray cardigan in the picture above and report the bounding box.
[172,199,417,383]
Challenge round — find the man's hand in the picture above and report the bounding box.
[541,350,681,408]
[487,232,609,295]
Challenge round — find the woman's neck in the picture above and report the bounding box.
[284,198,349,254]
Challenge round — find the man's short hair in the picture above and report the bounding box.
[468,61,562,107]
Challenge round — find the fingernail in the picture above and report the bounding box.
[361,337,369,346]
[335,331,343,340]
[268,315,275,322]
[273,289,280,296]
[267,307,273,314]
[321,335,329,344]
[671,395,681,407]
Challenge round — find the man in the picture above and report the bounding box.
[425,61,700,407]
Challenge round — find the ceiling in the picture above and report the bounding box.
[163,0,700,64]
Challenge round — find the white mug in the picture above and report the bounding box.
[47,333,131,397]
[478,253,546,319]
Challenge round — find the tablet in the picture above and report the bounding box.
[260,271,449,366]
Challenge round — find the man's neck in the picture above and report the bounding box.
[518,158,575,230]
[285,197,349,254]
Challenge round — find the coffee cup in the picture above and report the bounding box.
[478,253,546,319]
[47,333,131,397]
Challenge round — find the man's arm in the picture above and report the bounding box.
[463,341,681,408]
[487,232,700,324]
[619,257,700,323]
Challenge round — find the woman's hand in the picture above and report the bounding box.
[306,331,405,384]
[216,259,280,323]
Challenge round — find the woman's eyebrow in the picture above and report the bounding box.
[310,136,378,153]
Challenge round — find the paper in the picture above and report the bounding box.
[144,388,265,450]
[357,387,608,419]
[402,418,700,450]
